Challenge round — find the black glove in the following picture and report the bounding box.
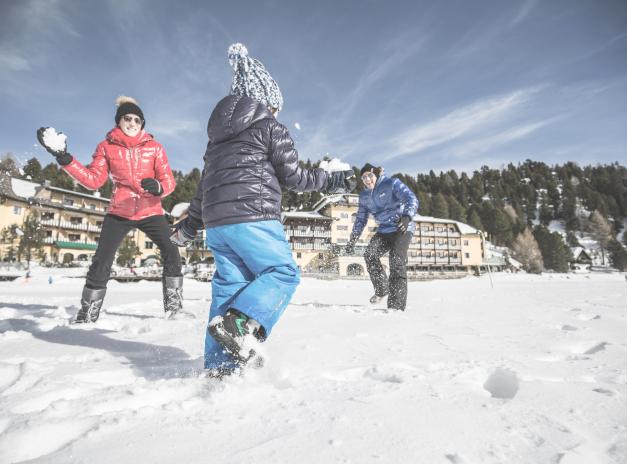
[170,216,202,247]
[324,170,357,194]
[345,236,357,255]
[397,215,412,233]
[141,178,162,196]
[36,127,73,166]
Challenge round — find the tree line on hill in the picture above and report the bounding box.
[2,154,626,272]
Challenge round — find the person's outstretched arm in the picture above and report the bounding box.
[268,121,328,192]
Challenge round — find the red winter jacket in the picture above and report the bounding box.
[63,127,176,220]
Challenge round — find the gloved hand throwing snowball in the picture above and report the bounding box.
[36,127,73,166]
[170,214,204,247]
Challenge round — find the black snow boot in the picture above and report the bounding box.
[163,276,183,318]
[75,287,107,323]
[208,309,265,365]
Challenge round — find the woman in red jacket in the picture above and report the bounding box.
[37,96,183,323]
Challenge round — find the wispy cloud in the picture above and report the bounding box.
[387,87,542,161]
[448,117,560,157]
[0,49,31,72]
[511,0,538,26]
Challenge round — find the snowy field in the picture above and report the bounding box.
[1,269,626,464]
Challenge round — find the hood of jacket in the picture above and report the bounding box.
[207,95,274,144]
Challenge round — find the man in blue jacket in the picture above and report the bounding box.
[346,163,419,311]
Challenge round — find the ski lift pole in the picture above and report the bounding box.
[480,231,494,289]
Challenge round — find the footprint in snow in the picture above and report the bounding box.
[570,341,608,355]
[592,387,615,396]
[483,367,519,400]
[363,366,405,384]
[561,324,578,331]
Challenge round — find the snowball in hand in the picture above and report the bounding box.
[319,158,351,172]
[42,127,67,151]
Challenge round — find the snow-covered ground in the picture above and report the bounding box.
[1,269,626,464]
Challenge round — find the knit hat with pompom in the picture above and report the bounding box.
[228,43,283,112]
[115,96,145,128]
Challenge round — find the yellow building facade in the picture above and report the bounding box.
[0,174,157,265]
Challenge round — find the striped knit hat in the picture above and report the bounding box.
[228,43,283,112]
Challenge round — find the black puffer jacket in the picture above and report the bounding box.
[188,95,328,228]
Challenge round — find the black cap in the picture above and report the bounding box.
[360,163,380,176]
[115,102,145,129]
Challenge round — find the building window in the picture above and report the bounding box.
[465,252,470,258]
[63,198,74,206]
[296,252,302,258]
[463,240,469,246]
[318,253,324,259]
[89,204,96,210]
[450,240,457,246]
[96,221,103,227]
[340,213,348,218]
[69,234,81,242]
[46,230,53,237]
[42,212,54,220]
[13,206,22,215]
[145,241,154,249]
[70,217,83,225]
[337,225,348,231]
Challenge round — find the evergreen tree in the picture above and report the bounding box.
[538,195,553,226]
[447,196,466,222]
[607,240,627,271]
[432,193,449,218]
[116,237,141,266]
[566,231,581,247]
[17,212,46,269]
[533,225,571,272]
[467,208,484,231]
[23,158,43,183]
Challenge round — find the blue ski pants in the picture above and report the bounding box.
[203,220,300,369]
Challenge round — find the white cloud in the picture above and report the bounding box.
[0,50,31,71]
[387,87,542,161]
[448,117,559,157]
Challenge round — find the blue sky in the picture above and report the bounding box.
[1,0,626,177]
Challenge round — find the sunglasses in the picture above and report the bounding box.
[122,115,142,125]
[361,172,376,181]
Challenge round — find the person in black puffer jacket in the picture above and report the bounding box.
[171,43,355,376]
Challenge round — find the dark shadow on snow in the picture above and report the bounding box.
[1,318,203,380]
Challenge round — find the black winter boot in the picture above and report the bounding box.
[208,309,265,365]
[75,287,107,323]
[163,276,183,318]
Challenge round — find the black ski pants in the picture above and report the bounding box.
[364,230,413,310]
[86,214,182,289]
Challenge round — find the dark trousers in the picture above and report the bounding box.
[86,214,182,289]
[364,231,413,310]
